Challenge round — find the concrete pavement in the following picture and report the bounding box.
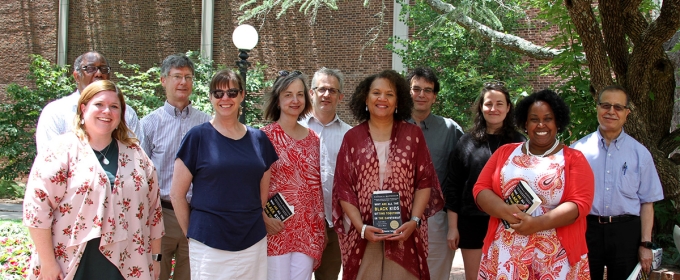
[0,202,22,220]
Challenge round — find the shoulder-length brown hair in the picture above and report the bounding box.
[74,80,137,146]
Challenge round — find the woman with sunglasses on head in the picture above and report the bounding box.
[443,82,525,280]
[260,70,325,280]
[23,80,163,280]
[332,70,444,280]
[473,89,594,279]
[170,70,278,280]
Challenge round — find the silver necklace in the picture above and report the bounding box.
[94,142,112,165]
[525,139,559,157]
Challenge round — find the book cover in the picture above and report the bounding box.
[626,248,663,280]
[502,180,542,232]
[264,193,295,222]
[372,191,401,234]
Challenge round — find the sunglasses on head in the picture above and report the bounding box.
[211,88,241,99]
[483,80,506,88]
[278,70,302,77]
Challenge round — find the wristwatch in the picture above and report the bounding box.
[152,254,162,262]
[410,216,422,228]
[640,241,655,249]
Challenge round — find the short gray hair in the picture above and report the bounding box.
[311,67,345,93]
[161,54,195,77]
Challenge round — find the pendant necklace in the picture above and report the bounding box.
[94,141,112,165]
[525,139,559,157]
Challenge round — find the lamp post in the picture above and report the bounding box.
[232,24,259,124]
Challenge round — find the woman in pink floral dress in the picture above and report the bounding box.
[473,89,594,279]
[23,80,163,280]
[261,70,325,280]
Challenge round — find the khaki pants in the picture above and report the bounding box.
[356,242,418,280]
[160,207,191,280]
[314,224,342,280]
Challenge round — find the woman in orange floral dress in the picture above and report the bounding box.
[473,89,594,279]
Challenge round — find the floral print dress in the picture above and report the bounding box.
[23,133,164,280]
[478,147,590,280]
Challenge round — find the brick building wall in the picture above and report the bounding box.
[514,8,561,91]
[1,1,559,123]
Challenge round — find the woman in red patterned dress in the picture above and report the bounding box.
[473,89,594,279]
[332,70,444,280]
[261,70,325,280]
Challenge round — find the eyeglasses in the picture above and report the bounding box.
[313,87,340,95]
[170,75,194,82]
[483,80,506,88]
[598,102,629,111]
[211,88,241,99]
[411,87,434,95]
[80,65,111,75]
[278,70,302,77]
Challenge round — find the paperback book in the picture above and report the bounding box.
[264,193,295,222]
[372,191,401,235]
[502,180,542,232]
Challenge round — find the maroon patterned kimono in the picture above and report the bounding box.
[332,121,444,280]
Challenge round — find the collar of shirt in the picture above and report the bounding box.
[162,101,192,118]
[596,128,628,151]
[302,113,343,128]
[407,112,436,130]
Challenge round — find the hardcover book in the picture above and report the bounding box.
[372,191,401,234]
[264,193,295,222]
[502,180,542,232]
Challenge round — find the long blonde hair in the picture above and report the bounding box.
[73,80,138,146]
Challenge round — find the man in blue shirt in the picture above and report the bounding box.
[571,85,664,279]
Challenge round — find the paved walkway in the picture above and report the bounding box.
[0,202,22,220]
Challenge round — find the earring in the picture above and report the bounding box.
[80,119,84,125]
[365,105,368,111]
[395,108,398,114]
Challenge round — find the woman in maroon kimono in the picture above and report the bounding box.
[332,70,444,280]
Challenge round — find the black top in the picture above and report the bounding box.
[443,131,526,216]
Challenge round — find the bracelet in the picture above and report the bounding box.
[361,224,367,239]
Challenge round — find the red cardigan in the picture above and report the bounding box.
[472,143,594,265]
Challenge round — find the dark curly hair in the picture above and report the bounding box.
[515,89,571,133]
[348,70,413,122]
[470,84,518,142]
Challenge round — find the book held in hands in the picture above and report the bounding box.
[372,191,401,234]
[502,180,542,232]
[264,193,295,222]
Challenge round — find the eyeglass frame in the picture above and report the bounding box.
[80,65,111,75]
[312,87,340,95]
[211,88,242,99]
[168,75,194,82]
[598,102,629,112]
[410,86,435,95]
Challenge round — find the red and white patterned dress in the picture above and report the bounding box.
[23,133,164,280]
[478,146,590,280]
[261,123,325,269]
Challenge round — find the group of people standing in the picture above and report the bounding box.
[22,50,664,280]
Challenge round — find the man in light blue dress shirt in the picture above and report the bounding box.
[571,85,664,279]
[406,67,463,280]
[140,54,212,280]
[300,67,351,280]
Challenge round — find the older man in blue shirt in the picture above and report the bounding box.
[571,85,664,280]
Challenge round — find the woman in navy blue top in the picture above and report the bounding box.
[170,70,278,280]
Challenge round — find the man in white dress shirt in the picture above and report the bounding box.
[300,67,351,280]
[36,51,143,152]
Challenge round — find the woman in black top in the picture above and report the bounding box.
[443,82,525,280]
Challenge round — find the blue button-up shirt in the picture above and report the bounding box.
[571,129,663,216]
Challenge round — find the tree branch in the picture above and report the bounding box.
[564,0,612,92]
[660,129,680,160]
[600,0,629,82]
[422,0,564,60]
